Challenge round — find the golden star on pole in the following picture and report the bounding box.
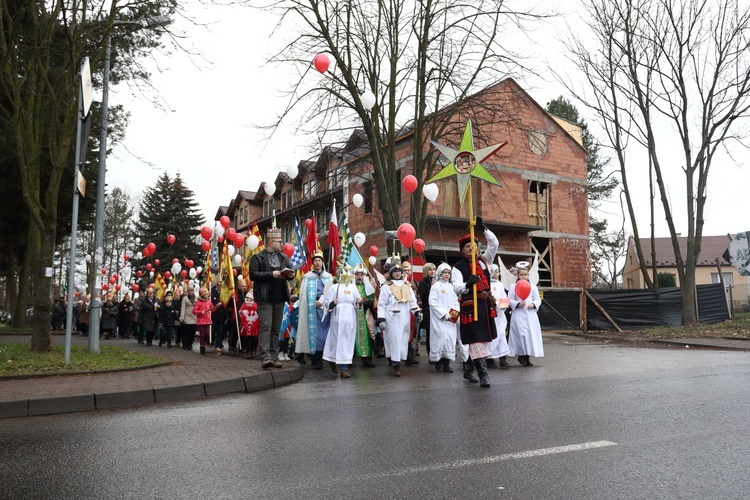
[427,119,507,206]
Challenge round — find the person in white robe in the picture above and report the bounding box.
[323,268,362,379]
[487,264,510,368]
[428,263,459,373]
[507,265,543,366]
[377,264,420,377]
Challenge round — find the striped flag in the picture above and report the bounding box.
[219,241,236,307]
[154,272,167,301]
[339,212,352,265]
[290,217,307,270]
[211,226,219,276]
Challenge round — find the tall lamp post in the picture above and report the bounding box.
[89,14,173,353]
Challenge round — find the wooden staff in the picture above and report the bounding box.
[467,185,478,320]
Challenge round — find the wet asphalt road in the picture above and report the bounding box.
[2,334,750,499]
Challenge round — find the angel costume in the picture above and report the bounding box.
[488,271,510,361]
[377,271,419,364]
[323,280,362,371]
[428,263,459,370]
[507,279,543,361]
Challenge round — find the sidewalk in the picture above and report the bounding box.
[563,331,750,351]
[0,334,303,419]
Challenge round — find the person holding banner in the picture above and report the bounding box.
[507,263,543,366]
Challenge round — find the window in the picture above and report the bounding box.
[263,198,274,218]
[281,190,294,210]
[711,273,734,286]
[363,181,372,213]
[528,181,549,229]
[318,208,331,233]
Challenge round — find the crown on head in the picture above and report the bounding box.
[353,264,367,274]
[267,227,282,239]
[312,250,324,261]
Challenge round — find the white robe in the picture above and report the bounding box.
[428,279,459,362]
[507,281,544,357]
[377,279,418,362]
[487,279,510,358]
[323,283,361,365]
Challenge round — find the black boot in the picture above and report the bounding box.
[486,358,497,369]
[362,356,375,368]
[463,361,479,383]
[475,358,490,388]
[405,344,419,366]
[518,355,528,366]
[499,356,510,368]
[525,355,534,367]
[313,352,323,370]
[442,359,454,373]
[434,358,444,372]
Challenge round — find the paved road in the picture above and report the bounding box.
[2,335,750,499]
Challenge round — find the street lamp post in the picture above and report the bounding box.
[89,15,172,352]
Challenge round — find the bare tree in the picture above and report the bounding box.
[559,0,750,324]
[258,0,549,237]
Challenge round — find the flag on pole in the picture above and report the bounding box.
[347,244,366,269]
[290,216,307,270]
[328,200,340,275]
[154,273,167,301]
[204,239,213,289]
[247,222,265,257]
[339,212,352,265]
[306,213,320,270]
[219,241,236,307]
[211,227,219,275]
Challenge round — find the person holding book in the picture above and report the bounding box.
[487,264,510,368]
[507,262,543,366]
[428,263,459,372]
[249,226,294,369]
[296,251,333,369]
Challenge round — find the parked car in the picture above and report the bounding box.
[0,309,10,325]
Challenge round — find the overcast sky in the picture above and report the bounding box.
[104,1,748,241]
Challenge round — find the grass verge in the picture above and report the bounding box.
[628,316,750,339]
[0,344,166,376]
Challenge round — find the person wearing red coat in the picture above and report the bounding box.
[239,292,260,358]
[193,287,217,354]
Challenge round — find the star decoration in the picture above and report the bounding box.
[427,120,507,206]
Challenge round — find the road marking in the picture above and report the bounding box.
[368,441,618,479]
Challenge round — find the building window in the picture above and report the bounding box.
[528,181,549,230]
[263,199,273,218]
[711,273,734,286]
[363,181,372,214]
[318,207,331,234]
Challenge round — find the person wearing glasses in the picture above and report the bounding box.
[250,227,294,369]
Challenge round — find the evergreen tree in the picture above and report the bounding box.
[133,172,204,283]
[546,97,622,288]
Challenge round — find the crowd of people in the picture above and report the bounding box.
[64,222,544,388]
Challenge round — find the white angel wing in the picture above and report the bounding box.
[373,268,387,286]
[528,251,540,287]
[497,255,517,290]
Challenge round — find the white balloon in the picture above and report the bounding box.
[352,193,364,208]
[85,255,91,262]
[361,90,376,109]
[135,237,141,244]
[215,225,225,237]
[171,263,182,275]
[265,182,276,196]
[423,183,439,202]
[353,232,366,247]
[149,271,154,278]
[286,164,299,179]
[247,235,260,250]
[135,252,142,260]
[233,254,242,266]
[227,245,236,257]
[188,268,196,279]
[368,256,377,266]
[197,266,203,273]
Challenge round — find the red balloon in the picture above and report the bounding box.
[413,238,425,254]
[226,228,237,240]
[233,234,245,248]
[101,283,109,291]
[123,255,129,262]
[282,243,295,258]
[313,53,330,73]
[142,247,150,257]
[109,276,116,285]
[136,270,143,278]
[403,174,418,194]
[185,259,194,268]
[115,284,121,291]
[233,269,238,276]
[112,273,118,280]
[515,279,531,301]
[101,268,107,275]
[369,245,379,257]
[167,234,176,245]
[200,226,213,240]
[75,292,81,297]
[172,258,179,264]
[164,271,172,279]
[145,264,152,272]
[147,242,156,254]
[131,284,139,293]
[180,270,188,279]
[217,236,224,244]
[397,223,416,248]
[201,241,211,252]
[154,259,160,267]
[220,216,231,229]
[305,218,314,230]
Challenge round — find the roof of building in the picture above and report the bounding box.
[633,235,733,266]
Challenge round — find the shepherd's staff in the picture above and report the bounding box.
[427,119,507,320]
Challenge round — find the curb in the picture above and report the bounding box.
[0,365,304,419]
